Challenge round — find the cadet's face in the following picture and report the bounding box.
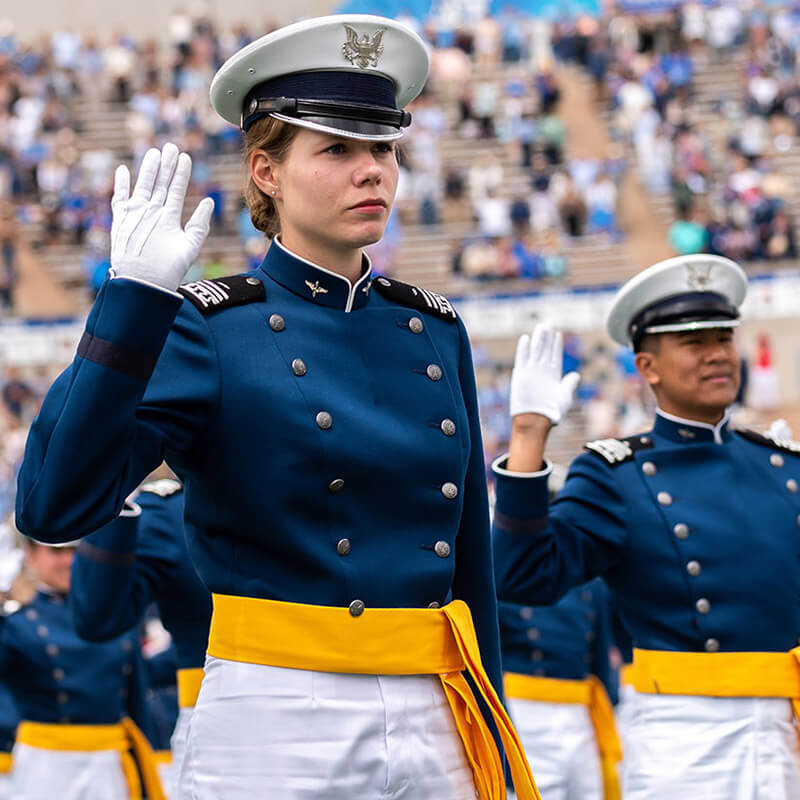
[635,328,741,422]
[26,545,74,594]
[275,130,398,255]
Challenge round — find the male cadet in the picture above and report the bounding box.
[500,579,621,800]
[1,522,165,799]
[492,254,800,799]
[70,475,211,798]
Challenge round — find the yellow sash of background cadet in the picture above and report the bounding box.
[207,594,540,800]
[632,647,800,723]
[504,672,622,800]
[15,717,166,800]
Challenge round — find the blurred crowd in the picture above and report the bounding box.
[554,2,800,264]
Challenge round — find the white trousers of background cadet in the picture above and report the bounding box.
[180,656,479,799]
[10,743,129,799]
[0,773,10,800]
[623,693,800,800]
[171,707,194,799]
[507,697,601,800]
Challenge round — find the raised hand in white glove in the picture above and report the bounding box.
[509,323,580,423]
[111,143,214,293]
[767,418,793,442]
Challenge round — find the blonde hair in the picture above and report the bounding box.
[243,117,300,238]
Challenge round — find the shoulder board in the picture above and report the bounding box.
[178,275,265,314]
[584,434,654,466]
[370,276,457,323]
[139,479,183,498]
[735,428,800,455]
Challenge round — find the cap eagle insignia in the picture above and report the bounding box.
[686,262,713,291]
[342,25,385,69]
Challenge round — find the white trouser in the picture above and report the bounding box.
[624,693,800,800]
[171,706,193,799]
[180,655,478,799]
[507,697,601,800]
[10,743,129,799]
[0,772,9,800]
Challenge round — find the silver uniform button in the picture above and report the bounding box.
[269,314,285,332]
[434,540,451,558]
[36,625,49,638]
[428,601,441,609]
[56,692,69,704]
[657,491,673,506]
[53,668,65,682]
[329,478,345,493]
[441,482,458,500]
[673,523,689,539]
[771,453,785,468]
[337,539,351,556]
[46,644,59,657]
[292,359,307,377]
[349,599,365,617]
[426,364,442,381]
[686,560,702,577]
[527,628,541,641]
[441,419,456,437]
[408,316,424,334]
[696,598,711,614]
[520,607,534,620]
[246,277,262,286]
[787,479,798,494]
[640,436,651,445]
[642,461,657,476]
[25,609,38,621]
[316,412,333,430]
[704,638,720,652]
[531,649,544,661]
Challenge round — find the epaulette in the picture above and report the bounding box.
[139,478,183,498]
[735,429,800,456]
[370,276,457,323]
[584,434,654,466]
[178,275,265,314]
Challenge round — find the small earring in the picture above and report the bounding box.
[271,190,277,196]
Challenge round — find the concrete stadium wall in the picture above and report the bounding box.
[6,0,337,42]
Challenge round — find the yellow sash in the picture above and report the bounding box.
[632,647,800,724]
[619,664,635,687]
[16,718,165,800]
[177,667,204,708]
[0,752,10,774]
[504,673,622,800]
[207,593,540,800]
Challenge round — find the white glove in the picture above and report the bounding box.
[767,418,793,442]
[111,143,214,292]
[510,323,580,423]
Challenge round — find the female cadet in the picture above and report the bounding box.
[16,15,536,800]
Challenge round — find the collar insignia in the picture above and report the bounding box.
[342,25,385,69]
[305,279,329,298]
[686,262,713,291]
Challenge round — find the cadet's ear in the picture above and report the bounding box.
[250,150,281,198]
[634,351,660,387]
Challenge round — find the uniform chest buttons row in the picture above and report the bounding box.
[349,599,365,617]
[674,523,689,539]
[408,317,424,334]
[316,412,332,430]
[696,598,711,614]
[427,364,442,381]
[686,560,702,577]
[440,419,456,437]
[292,359,306,377]
[441,483,458,500]
[434,540,451,558]
[337,539,351,556]
[788,479,798,494]
[642,462,657,476]
[53,668,65,682]
[269,314,285,332]
[657,491,672,506]
[428,601,441,609]
[45,644,59,657]
[771,454,785,468]
[705,638,720,652]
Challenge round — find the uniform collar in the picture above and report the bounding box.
[653,407,732,445]
[258,236,372,312]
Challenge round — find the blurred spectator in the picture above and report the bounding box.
[668,207,709,255]
[557,174,587,237]
[0,200,19,310]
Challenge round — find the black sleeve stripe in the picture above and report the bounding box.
[77,332,157,381]
[493,510,549,535]
[77,540,137,567]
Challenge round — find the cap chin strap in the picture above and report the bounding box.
[643,319,740,335]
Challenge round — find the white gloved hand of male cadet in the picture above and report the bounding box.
[509,323,581,424]
[111,142,214,293]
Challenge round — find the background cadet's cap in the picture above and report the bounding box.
[209,14,430,141]
[605,254,748,349]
